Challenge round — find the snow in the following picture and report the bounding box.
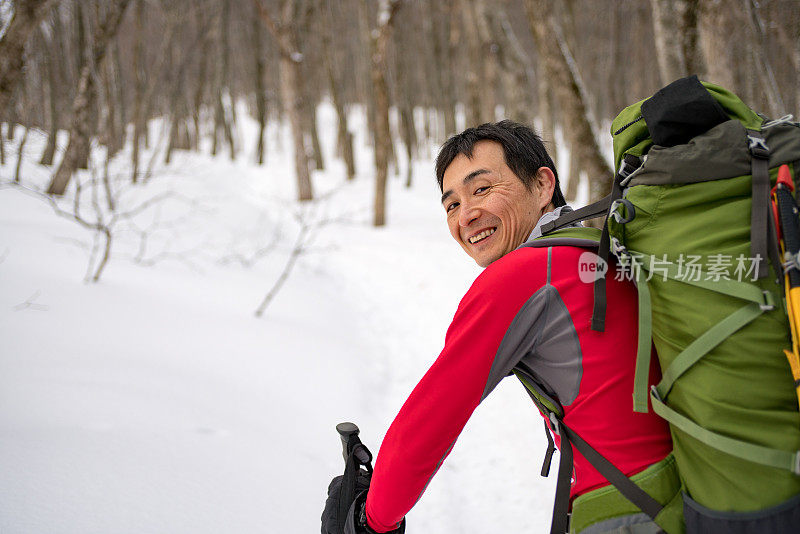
[0,105,561,533]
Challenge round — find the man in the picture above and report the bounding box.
[323,121,676,533]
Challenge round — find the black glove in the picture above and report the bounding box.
[321,471,370,534]
[321,475,406,534]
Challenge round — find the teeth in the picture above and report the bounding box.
[469,228,495,244]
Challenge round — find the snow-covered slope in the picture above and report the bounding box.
[0,106,556,533]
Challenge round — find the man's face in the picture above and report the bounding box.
[440,140,554,267]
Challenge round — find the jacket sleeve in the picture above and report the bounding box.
[364,253,544,532]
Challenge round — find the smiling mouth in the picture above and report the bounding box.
[468,228,496,244]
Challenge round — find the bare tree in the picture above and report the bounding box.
[495,7,536,127]
[365,0,402,227]
[14,126,29,183]
[680,0,704,76]
[3,172,193,283]
[39,18,60,166]
[254,0,313,201]
[0,0,59,117]
[461,0,483,127]
[697,0,736,88]
[321,0,355,179]
[131,0,146,182]
[251,0,268,165]
[211,0,236,160]
[525,0,613,201]
[650,0,689,84]
[47,0,131,196]
[743,0,786,117]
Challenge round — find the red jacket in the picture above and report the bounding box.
[365,243,672,532]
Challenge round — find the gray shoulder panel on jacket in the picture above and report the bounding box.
[481,283,583,405]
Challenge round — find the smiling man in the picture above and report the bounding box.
[323,121,678,534]
[438,124,566,267]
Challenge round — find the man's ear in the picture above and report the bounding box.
[535,167,556,211]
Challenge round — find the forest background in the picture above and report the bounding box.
[3,0,800,219]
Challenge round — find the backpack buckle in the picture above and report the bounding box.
[783,251,800,274]
[610,237,629,259]
[760,291,775,311]
[610,199,636,224]
[549,413,561,436]
[747,134,770,159]
[650,385,662,402]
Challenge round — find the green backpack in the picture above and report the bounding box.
[543,75,800,532]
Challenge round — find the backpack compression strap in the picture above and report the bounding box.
[514,363,664,534]
[617,250,800,474]
[748,129,773,280]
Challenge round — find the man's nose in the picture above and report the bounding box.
[458,200,479,227]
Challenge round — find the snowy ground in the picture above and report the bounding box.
[0,106,577,533]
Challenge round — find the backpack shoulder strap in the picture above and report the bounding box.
[520,226,602,250]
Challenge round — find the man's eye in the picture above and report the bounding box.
[446,202,459,213]
[475,186,489,194]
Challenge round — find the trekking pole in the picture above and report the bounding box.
[333,423,373,534]
[770,164,800,405]
[337,422,372,466]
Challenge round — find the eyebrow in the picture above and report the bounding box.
[440,169,490,204]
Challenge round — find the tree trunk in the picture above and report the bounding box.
[164,35,181,165]
[74,1,90,170]
[474,0,498,122]
[697,0,736,88]
[461,0,483,127]
[744,0,786,116]
[252,1,267,165]
[281,54,313,201]
[0,0,58,118]
[650,0,689,84]
[393,12,418,187]
[525,0,614,201]
[47,0,131,196]
[40,23,60,165]
[192,6,211,152]
[565,148,581,201]
[357,0,376,146]
[433,1,458,137]
[131,0,145,182]
[368,0,401,226]
[537,55,555,145]
[303,94,324,171]
[322,1,355,179]
[496,7,536,127]
[218,0,236,160]
[112,39,126,148]
[14,127,29,183]
[606,2,626,117]
[680,0,704,76]
[253,0,313,200]
[100,41,123,159]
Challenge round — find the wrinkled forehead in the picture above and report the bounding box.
[441,141,507,190]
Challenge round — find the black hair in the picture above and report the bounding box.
[435,120,566,208]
